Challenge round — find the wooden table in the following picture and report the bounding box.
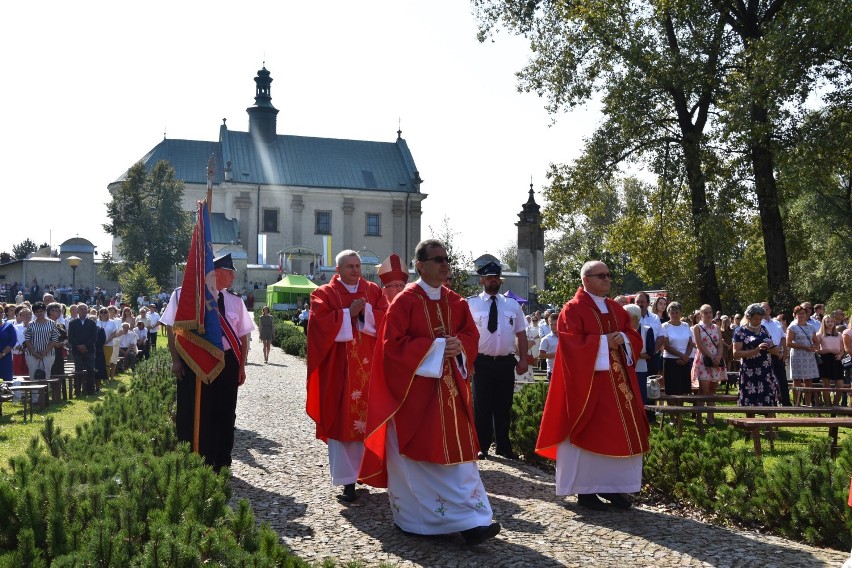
[14,375,62,404]
[8,385,48,421]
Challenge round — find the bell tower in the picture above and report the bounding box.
[516,182,545,299]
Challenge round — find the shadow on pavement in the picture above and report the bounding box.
[578,505,835,567]
[229,475,313,541]
[232,427,283,472]
[339,488,566,567]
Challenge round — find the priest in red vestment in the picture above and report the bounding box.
[306,249,387,502]
[536,260,650,511]
[360,239,501,546]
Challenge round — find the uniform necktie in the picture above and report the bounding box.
[218,291,226,315]
[487,296,498,333]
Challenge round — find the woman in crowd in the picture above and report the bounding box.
[12,307,31,376]
[47,302,67,377]
[23,301,60,380]
[733,303,780,406]
[259,306,275,363]
[719,315,736,372]
[121,306,135,329]
[842,324,852,407]
[0,315,16,381]
[652,296,669,324]
[108,306,123,377]
[787,304,820,407]
[661,301,694,396]
[625,304,654,411]
[692,304,726,423]
[815,314,844,406]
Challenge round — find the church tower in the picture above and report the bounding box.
[246,66,279,143]
[516,182,545,300]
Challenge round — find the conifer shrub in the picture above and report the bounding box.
[509,382,549,466]
[0,351,309,567]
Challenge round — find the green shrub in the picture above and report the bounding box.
[281,335,307,358]
[0,351,309,566]
[509,382,549,466]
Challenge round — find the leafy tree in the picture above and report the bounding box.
[496,243,517,271]
[0,252,11,264]
[104,161,191,287]
[12,238,39,260]
[429,217,479,298]
[118,263,159,311]
[97,251,123,284]
[474,0,728,308]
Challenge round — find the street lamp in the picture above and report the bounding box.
[67,256,81,301]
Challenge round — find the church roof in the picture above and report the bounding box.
[115,131,420,192]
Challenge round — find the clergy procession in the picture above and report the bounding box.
[304,240,649,546]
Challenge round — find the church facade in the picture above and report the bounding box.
[108,66,427,288]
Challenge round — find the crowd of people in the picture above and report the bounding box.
[0,292,167,393]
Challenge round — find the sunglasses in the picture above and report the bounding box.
[586,272,612,280]
[423,256,451,264]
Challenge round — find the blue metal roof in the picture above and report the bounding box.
[116,129,421,192]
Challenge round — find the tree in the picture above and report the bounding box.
[429,217,479,298]
[12,238,38,260]
[0,252,11,264]
[496,243,517,271]
[104,160,191,287]
[118,263,159,311]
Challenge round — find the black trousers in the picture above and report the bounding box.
[473,354,517,455]
[175,350,239,471]
[773,356,791,406]
[72,349,96,395]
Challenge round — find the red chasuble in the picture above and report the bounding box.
[359,283,480,488]
[536,287,650,459]
[306,275,387,443]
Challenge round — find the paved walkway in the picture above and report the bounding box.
[231,330,849,567]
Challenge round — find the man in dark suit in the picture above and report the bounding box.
[68,303,98,395]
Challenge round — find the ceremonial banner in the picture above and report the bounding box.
[171,201,225,383]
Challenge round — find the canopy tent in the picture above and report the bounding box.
[266,274,318,310]
[505,289,528,304]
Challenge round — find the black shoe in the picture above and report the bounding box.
[477,451,488,460]
[598,493,632,509]
[338,483,357,503]
[461,522,501,545]
[576,493,608,511]
[496,449,518,460]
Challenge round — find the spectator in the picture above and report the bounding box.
[0,315,15,381]
[661,301,694,396]
[652,296,669,324]
[12,306,31,376]
[96,307,118,387]
[733,303,780,406]
[624,304,654,411]
[787,305,820,407]
[538,312,559,382]
[134,321,148,357]
[259,306,274,364]
[719,315,735,373]
[118,322,138,371]
[692,304,725,423]
[762,302,790,406]
[815,315,844,406]
[23,301,59,380]
[121,306,135,329]
[68,303,98,396]
[47,302,67,377]
[148,303,160,352]
[108,306,122,379]
[521,314,540,383]
[136,308,152,359]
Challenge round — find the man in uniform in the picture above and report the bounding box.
[360,239,500,545]
[377,253,408,304]
[306,250,387,502]
[161,253,255,472]
[467,261,528,459]
[536,260,650,511]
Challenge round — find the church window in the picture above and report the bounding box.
[366,213,381,236]
[315,211,331,235]
[262,209,279,233]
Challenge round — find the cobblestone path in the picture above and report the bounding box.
[230,330,848,567]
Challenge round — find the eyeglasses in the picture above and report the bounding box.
[585,272,612,280]
[423,256,451,264]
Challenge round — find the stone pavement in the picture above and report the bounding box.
[230,330,849,567]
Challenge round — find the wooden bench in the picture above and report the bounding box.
[646,404,852,435]
[725,416,852,456]
[8,385,48,421]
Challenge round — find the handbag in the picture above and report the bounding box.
[699,325,724,368]
[841,354,852,370]
[647,376,661,400]
[33,360,47,381]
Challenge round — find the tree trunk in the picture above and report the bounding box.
[750,102,794,310]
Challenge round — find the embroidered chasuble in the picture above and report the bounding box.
[306,275,387,442]
[360,282,480,487]
[537,287,650,459]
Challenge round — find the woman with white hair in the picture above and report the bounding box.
[733,303,780,406]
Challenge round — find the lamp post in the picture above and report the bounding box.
[67,256,81,302]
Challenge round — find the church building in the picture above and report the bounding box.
[109,66,427,288]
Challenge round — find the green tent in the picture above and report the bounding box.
[265,275,318,310]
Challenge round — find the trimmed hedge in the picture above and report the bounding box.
[508,386,852,551]
[0,351,309,567]
[256,309,307,358]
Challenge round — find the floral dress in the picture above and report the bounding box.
[692,323,726,383]
[734,326,778,406]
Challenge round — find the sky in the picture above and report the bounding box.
[1,1,601,262]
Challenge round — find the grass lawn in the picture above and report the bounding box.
[0,371,134,471]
